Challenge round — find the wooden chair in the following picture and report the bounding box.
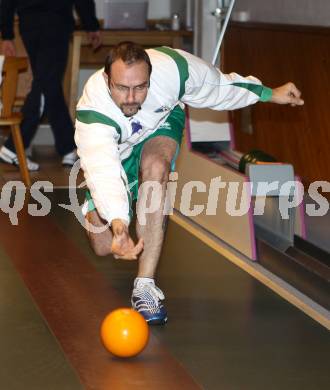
[0,56,31,187]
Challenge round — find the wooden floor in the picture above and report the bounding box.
[0,189,329,390]
[0,145,84,188]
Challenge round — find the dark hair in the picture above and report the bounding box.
[104,41,152,76]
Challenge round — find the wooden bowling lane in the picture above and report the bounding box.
[1,189,330,390]
[0,245,81,390]
[0,208,201,389]
[50,190,330,390]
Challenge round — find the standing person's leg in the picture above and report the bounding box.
[37,27,76,158]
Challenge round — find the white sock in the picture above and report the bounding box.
[134,277,154,288]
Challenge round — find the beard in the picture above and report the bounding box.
[120,103,141,117]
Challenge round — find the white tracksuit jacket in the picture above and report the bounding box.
[75,47,272,226]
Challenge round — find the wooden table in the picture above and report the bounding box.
[65,29,193,119]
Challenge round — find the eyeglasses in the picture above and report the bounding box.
[109,79,149,95]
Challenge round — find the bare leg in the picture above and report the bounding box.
[85,210,113,257]
[136,136,177,278]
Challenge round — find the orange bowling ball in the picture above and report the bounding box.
[100,308,149,358]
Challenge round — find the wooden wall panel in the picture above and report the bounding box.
[224,23,330,187]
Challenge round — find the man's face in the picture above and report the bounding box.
[108,59,150,117]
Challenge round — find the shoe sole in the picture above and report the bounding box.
[147,317,168,325]
[131,303,167,325]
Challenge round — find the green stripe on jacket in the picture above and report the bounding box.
[232,82,273,102]
[76,110,122,142]
[154,46,189,99]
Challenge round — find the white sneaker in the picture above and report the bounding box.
[0,145,39,171]
[62,149,78,166]
[131,278,167,325]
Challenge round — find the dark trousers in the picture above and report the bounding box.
[5,18,76,156]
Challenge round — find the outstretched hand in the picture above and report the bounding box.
[111,219,144,260]
[270,82,304,106]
